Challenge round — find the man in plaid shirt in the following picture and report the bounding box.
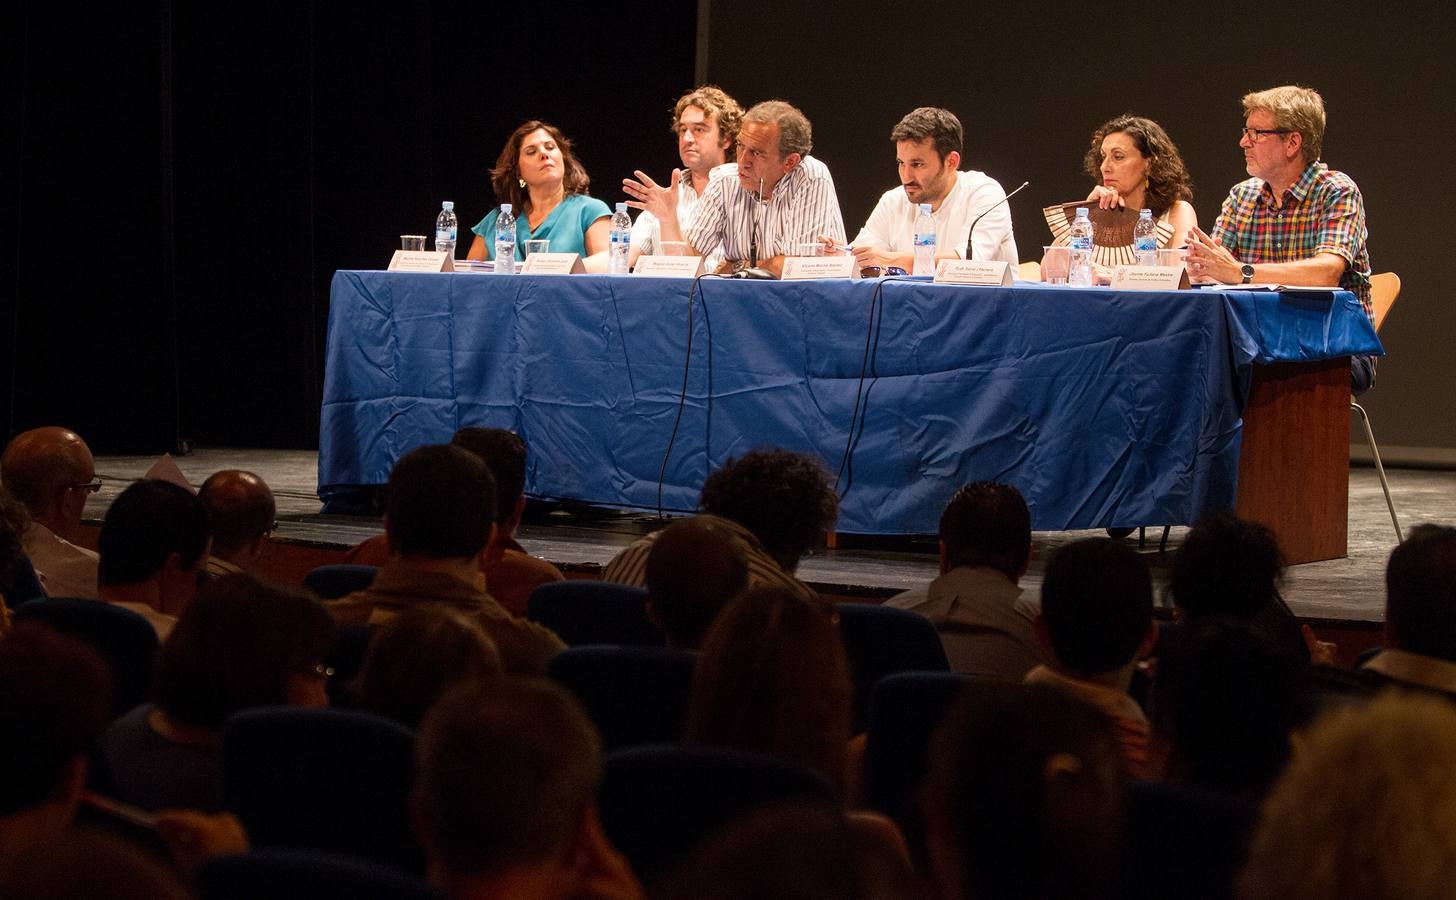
[1185,85,1376,394]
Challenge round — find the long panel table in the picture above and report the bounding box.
[319,272,1381,561]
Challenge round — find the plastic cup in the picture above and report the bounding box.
[400,235,427,251]
[795,242,824,257]
[659,241,688,256]
[1041,246,1071,284]
[1157,247,1189,268]
[525,240,551,258]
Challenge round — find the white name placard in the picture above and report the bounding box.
[388,251,454,272]
[934,259,1012,286]
[632,256,704,278]
[1109,265,1190,291]
[520,252,584,275]
[781,256,856,280]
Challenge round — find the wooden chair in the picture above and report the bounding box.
[1351,272,1402,541]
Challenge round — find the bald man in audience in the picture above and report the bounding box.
[0,427,102,599]
[198,470,276,578]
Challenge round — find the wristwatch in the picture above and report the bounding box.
[1240,263,1255,284]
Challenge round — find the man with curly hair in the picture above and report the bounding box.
[628,86,743,271]
[601,448,838,602]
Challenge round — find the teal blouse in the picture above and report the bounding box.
[471,193,612,261]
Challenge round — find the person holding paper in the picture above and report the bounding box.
[465,121,612,264]
[627,86,743,271]
[837,107,1019,271]
[1043,115,1197,278]
[623,100,846,278]
[1184,85,1375,393]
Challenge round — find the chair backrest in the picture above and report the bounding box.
[1118,780,1257,900]
[600,744,837,883]
[835,603,950,730]
[1368,271,1400,333]
[305,564,380,600]
[222,707,421,872]
[323,622,374,707]
[527,581,664,647]
[14,598,159,717]
[861,671,978,820]
[549,646,696,750]
[195,849,445,900]
[1017,260,1042,282]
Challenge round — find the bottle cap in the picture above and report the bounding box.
[1076,207,1089,217]
[442,201,454,210]
[616,202,628,213]
[919,203,932,214]
[501,203,512,213]
[1140,208,1151,216]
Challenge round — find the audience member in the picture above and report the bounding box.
[628,85,743,270]
[346,427,565,617]
[625,99,847,277]
[1026,538,1156,778]
[0,828,189,900]
[1,427,102,599]
[96,479,211,639]
[1168,511,1312,664]
[466,121,611,263]
[0,485,41,619]
[98,574,335,812]
[197,469,276,577]
[654,802,917,900]
[0,622,112,854]
[354,605,503,728]
[644,515,749,649]
[1238,691,1456,899]
[330,444,564,673]
[1150,621,1304,799]
[684,586,852,792]
[844,107,1019,270]
[602,447,837,602]
[923,683,1124,900]
[1360,524,1456,698]
[886,482,1041,679]
[413,677,645,900]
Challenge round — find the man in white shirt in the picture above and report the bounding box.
[628,86,743,272]
[0,427,102,599]
[847,107,1018,270]
[625,99,846,278]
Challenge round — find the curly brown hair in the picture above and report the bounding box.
[1082,115,1193,217]
[672,85,745,163]
[489,121,592,215]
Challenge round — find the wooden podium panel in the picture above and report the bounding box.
[1235,358,1351,564]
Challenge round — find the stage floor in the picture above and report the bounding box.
[85,449,1453,624]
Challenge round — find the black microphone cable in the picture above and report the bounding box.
[656,271,726,519]
[835,275,914,496]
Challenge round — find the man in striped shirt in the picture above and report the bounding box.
[1185,85,1376,393]
[624,100,846,278]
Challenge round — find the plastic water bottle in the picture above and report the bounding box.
[434,201,458,258]
[494,204,516,275]
[1133,208,1157,266]
[912,203,937,276]
[609,203,632,274]
[1068,207,1094,287]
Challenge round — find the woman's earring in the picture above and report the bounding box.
[519,178,526,189]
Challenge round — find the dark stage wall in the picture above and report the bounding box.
[6,3,1455,462]
[5,3,696,452]
[703,1,1456,462]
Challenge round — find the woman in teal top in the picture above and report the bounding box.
[466,120,612,263]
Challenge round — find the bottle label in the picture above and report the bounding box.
[914,234,936,248]
[1069,236,1092,250]
[1134,236,1157,253]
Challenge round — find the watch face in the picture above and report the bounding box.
[1241,264,1255,279]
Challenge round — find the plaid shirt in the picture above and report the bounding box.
[1211,161,1372,320]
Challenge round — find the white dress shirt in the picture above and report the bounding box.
[688,156,846,264]
[22,521,100,599]
[631,162,736,270]
[854,170,1019,265]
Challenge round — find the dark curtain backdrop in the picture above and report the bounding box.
[5,3,696,452]
[7,3,1455,460]
[704,0,1456,460]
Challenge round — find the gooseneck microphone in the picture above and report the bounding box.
[965,180,1029,260]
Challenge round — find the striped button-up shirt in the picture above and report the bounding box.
[1211,161,1372,319]
[687,155,847,264]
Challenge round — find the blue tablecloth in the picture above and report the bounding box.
[318,272,1381,533]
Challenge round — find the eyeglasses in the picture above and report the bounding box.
[1241,127,1292,143]
[306,664,335,680]
[70,478,103,494]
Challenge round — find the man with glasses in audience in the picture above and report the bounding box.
[0,427,103,599]
[842,107,1018,272]
[198,470,276,578]
[627,86,743,273]
[624,99,845,278]
[1185,84,1376,393]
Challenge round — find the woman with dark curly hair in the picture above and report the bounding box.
[1043,115,1197,278]
[465,120,612,264]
